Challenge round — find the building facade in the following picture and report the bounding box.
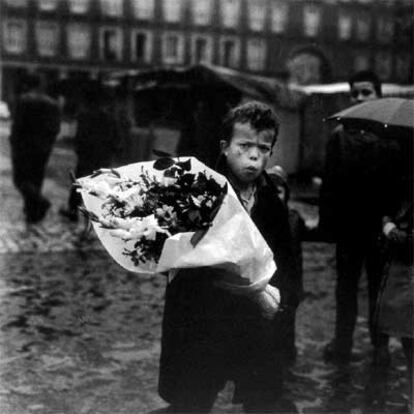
[1,0,413,103]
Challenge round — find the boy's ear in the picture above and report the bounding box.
[220,140,229,155]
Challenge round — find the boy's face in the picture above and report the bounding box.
[220,122,274,186]
[350,81,378,104]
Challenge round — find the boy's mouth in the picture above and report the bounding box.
[245,166,259,174]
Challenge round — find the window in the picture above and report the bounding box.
[356,13,371,41]
[376,16,394,43]
[191,34,213,64]
[100,0,123,17]
[271,1,288,33]
[162,0,182,23]
[68,0,89,14]
[131,30,153,63]
[221,0,241,29]
[303,4,321,37]
[354,53,370,72]
[338,10,352,40]
[248,0,267,32]
[247,38,267,71]
[375,52,392,80]
[2,20,27,54]
[67,24,91,60]
[36,21,59,57]
[162,32,184,64]
[38,0,58,11]
[5,0,27,7]
[100,27,123,61]
[132,0,155,20]
[219,36,240,68]
[192,0,212,26]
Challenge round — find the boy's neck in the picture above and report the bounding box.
[228,172,256,193]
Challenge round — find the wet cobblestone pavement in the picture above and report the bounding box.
[0,130,412,414]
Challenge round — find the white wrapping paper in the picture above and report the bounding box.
[78,157,277,294]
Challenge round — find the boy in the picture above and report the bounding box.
[158,101,296,413]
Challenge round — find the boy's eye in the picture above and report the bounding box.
[258,145,271,154]
[239,143,249,150]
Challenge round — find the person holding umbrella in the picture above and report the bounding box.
[319,70,403,366]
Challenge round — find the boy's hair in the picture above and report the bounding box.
[348,70,382,97]
[221,101,280,145]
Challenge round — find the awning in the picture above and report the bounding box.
[104,63,306,109]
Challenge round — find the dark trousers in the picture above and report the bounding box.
[159,273,285,413]
[11,148,52,222]
[334,236,389,353]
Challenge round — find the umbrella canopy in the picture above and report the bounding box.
[327,97,414,129]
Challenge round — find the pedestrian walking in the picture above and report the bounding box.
[9,73,60,224]
[318,70,401,365]
[59,84,118,222]
[158,101,297,413]
[267,165,306,365]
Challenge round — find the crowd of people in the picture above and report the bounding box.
[8,70,413,413]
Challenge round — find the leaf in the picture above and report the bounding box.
[188,210,202,223]
[110,168,121,178]
[190,229,208,247]
[164,167,179,177]
[180,173,195,186]
[153,157,175,171]
[177,159,192,171]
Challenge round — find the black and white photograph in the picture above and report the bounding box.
[0,0,413,413]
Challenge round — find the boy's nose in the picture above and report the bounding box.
[248,147,260,160]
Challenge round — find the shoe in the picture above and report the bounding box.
[323,341,351,364]
[59,207,78,222]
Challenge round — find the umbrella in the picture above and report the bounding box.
[327,97,414,129]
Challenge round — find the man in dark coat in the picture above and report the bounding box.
[158,102,297,413]
[9,73,60,223]
[319,70,401,365]
[59,85,118,221]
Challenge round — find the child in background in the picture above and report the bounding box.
[267,165,306,365]
[158,102,297,413]
[376,172,413,400]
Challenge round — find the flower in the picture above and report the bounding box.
[78,158,227,265]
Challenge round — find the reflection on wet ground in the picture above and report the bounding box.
[0,246,411,414]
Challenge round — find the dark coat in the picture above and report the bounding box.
[158,163,296,407]
[9,92,60,198]
[74,107,118,176]
[10,91,60,159]
[319,124,401,242]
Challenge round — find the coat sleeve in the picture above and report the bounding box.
[269,200,300,311]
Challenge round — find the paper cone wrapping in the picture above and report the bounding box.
[79,157,276,294]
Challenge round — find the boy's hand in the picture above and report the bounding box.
[383,221,407,244]
[253,285,280,319]
[387,228,407,244]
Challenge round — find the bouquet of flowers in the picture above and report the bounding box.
[77,157,277,296]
